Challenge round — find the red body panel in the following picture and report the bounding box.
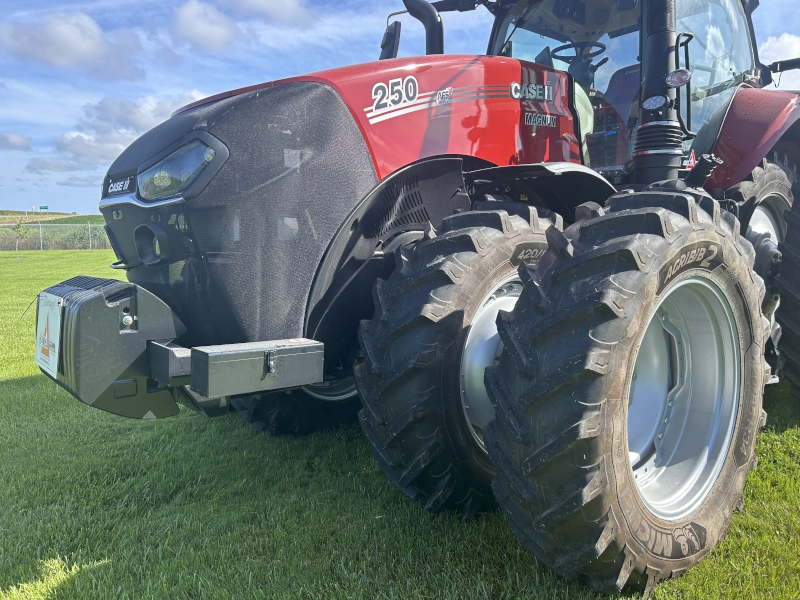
[177,55,581,180]
[708,87,800,188]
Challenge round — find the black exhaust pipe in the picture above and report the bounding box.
[403,0,444,55]
[633,0,684,184]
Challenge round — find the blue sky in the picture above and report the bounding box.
[0,0,797,215]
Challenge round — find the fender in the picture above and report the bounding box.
[465,162,617,218]
[304,155,485,365]
[706,87,800,189]
[304,157,616,367]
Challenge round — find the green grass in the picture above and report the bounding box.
[40,215,106,225]
[0,211,70,216]
[0,251,798,599]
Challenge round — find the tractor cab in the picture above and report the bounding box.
[484,0,762,174]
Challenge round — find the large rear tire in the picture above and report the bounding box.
[355,209,550,519]
[485,192,769,592]
[733,153,795,376]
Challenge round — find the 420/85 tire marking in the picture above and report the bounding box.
[372,76,419,112]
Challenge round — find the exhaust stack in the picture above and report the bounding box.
[633,0,684,184]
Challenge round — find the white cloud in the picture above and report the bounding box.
[27,90,205,174]
[0,133,32,151]
[0,13,103,67]
[57,176,102,188]
[174,0,239,51]
[0,12,143,80]
[228,0,312,23]
[78,93,205,135]
[759,33,800,89]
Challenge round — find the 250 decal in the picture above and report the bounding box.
[372,76,419,112]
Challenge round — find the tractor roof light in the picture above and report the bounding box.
[138,140,217,202]
[666,68,692,89]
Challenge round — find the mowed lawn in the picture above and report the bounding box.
[0,250,798,600]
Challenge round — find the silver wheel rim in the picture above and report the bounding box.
[302,377,357,401]
[461,273,522,452]
[748,193,786,243]
[627,277,740,521]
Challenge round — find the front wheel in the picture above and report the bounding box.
[355,209,550,519]
[485,193,769,593]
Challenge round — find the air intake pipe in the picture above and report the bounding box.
[633,0,684,184]
[403,0,444,55]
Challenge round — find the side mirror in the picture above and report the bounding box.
[380,21,402,60]
[431,0,478,11]
[769,57,800,73]
[615,0,638,10]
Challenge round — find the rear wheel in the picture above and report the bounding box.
[734,154,795,376]
[485,193,768,592]
[355,209,550,519]
[736,152,795,244]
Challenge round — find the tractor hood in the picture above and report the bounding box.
[99,54,579,361]
[169,55,579,178]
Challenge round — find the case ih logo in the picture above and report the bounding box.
[108,177,132,195]
[510,82,553,102]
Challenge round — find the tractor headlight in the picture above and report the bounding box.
[138,140,217,202]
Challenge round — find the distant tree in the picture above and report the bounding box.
[13,221,29,256]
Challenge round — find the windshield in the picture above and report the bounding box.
[490,0,757,171]
[677,0,755,146]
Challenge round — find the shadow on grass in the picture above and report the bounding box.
[0,375,600,599]
[762,379,800,433]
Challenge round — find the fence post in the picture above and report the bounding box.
[88,222,92,250]
[39,221,42,250]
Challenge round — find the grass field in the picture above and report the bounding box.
[0,251,798,599]
[0,214,104,225]
[38,215,106,225]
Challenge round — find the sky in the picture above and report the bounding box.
[0,0,798,215]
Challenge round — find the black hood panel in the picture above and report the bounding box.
[108,82,378,352]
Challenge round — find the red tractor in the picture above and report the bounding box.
[34,0,800,593]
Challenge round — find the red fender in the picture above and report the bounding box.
[707,87,800,189]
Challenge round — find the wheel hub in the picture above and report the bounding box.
[627,277,740,520]
[460,274,522,451]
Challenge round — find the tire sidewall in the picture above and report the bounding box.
[753,178,792,240]
[604,228,764,574]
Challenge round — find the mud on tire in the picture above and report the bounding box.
[485,192,769,592]
[355,209,550,519]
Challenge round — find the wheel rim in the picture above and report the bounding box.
[749,194,786,243]
[461,273,522,451]
[627,277,740,521]
[302,376,357,401]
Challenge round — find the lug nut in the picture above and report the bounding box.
[122,315,134,326]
